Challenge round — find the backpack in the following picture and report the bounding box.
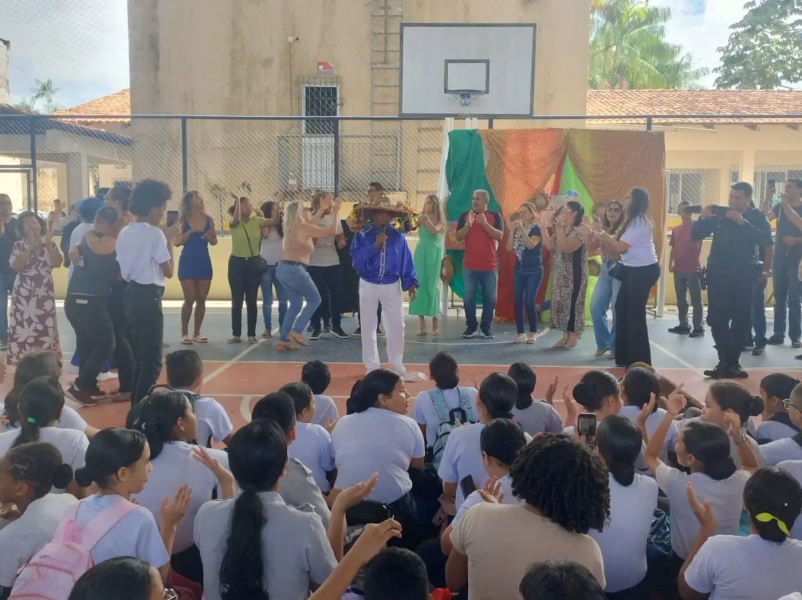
[431,387,476,470]
[10,496,137,600]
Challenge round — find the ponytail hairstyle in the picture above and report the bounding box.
[74,428,147,489]
[429,351,459,390]
[219,419,287,600]
[3,442,74,498]
[744,467,802,544]
[572,371,619,412]
[129,391,193,460]
[708,380,763,424]
[3,350,62,427]
[478,373,518,420]
[507,362,536,411]
[480,418,527,467]
[621,367,661,410]
[760,373,799,404]
[349,369,401,413]
[12,377,65,448]
[595,414,642,487]
[618,187,651,239]
[346,379,363,415]
[681,421,736,481]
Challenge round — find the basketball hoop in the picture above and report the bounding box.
[447,90,486,107]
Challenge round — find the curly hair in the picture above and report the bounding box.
[510,433,610,534]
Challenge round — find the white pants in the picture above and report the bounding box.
[359,279,405,374]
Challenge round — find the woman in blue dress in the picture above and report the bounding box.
[175,190,217,344]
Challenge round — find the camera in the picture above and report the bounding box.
[684,205,729,217]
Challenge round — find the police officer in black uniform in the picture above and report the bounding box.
[692,182,772,379]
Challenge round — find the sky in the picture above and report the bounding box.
[0,0,751,111]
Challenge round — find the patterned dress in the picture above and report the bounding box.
[549,227,588,334]
[7,241,61,365]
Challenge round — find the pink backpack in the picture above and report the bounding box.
[9,495,138,600]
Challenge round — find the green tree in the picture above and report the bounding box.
[589,0,708,89]
[715,0,802,89]
[13,78,62,113]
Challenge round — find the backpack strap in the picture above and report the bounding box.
[57,496,139,550]
[456,388,476,422]
[429,388,450,423]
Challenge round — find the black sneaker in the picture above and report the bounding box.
[67,385,99,407]
[668,325,691,334]
[463,327,478,338]
[796,354,802,360]
[307,324,314,333]
[331,326,350,339]
[793,338,802,349]
[689,328,705,338]
[703,363,730,379]
[752,345,766,356]
[310,328,322,341]
[767,335,784,345]
[726,364,749,379]
[481,329,495,339]
[324,324,331,334]
[354,326,362,335]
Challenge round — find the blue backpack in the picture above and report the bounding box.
[431,387,476,469]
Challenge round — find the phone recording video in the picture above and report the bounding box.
[577,413,597,448]
[166,210,179,227]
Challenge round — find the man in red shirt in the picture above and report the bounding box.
[669,200,704,337]
[455,190,504,338]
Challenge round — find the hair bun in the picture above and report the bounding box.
[572,382,592,407]
[51,463,74,489]
[73,466,94,488]
[747,395,765,417]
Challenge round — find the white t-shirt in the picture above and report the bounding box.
[116,222,170,286]
[312,395,339,427]
[437,422,487,507]
[778,460,802,541]
[412,387,479,447]
[619,217,658,267]
[589,473,658,593]
[0,427,88,491]
[181,394,233,446]
[332,407,425,503]
[620,405,678,464]
[756,418,799,443]
[0,405,87,434]
[260,227,284,265]
[74,494,169,567]
[453,474,523,525]
[131,441,230,554]
[512,401,563,437]
[684,534,802,600]
[67,222,94,280]
[655,464,749,558]
[308,216,343,267]
[762,437,802,466]
[0,493,79,587]
[289,422,335,493]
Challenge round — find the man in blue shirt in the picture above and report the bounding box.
[351,199,418,378]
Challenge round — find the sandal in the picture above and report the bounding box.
[193,335,208,344]
[417,330,427,336]
[277,341,298,351]
[553,338,568,348]
[594,349,608,357]
[432,329,439,336]
[181,336,193,345]
[248,337,258,345]
[526,333,536,344]
[228,337,242,344]
[262,330,272,339]
[514,334,526,344]
[287,331,308,347]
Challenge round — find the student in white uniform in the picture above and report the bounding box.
[507,362,562,436]
[0,442,77,594]
[0,377,87,496]
[301,360,340,426]
[66,557,166,600]
[757,374,800,443]
[761,382,802,465]
[412,351,479,448]
[589,414,658,599]
[281,382,335,493]
[194,419,338,600]
[562,370,622,438]
[252,392,331,526]
[71,428,190,582]
[643,384,757,598]
[680,467,802,600]
[778,460,802,540]
[519,562,607,600]
[1,350,98,438]
[619,367,675,462]
[129,390,234,584]
[164,349,233,447]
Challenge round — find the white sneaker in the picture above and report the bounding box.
[97,372,119,381]
[526,333,537,344]
[514,334,526,344]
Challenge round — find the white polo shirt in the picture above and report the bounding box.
[437,422,487,507]
[116,222,170,286]
[762,437,802,466]
[288,422,335,493]
[412,387,479,447]
[512,400,563,437]
[312,395,339,427]
[756,417,799,443]
[0,427,88,492]
[778,460,802,541]
[620,405,677,463]
[177,393,233,446]
[0,405,87,434]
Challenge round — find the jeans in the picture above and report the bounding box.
[0,272,15,342]
[125,283,164,404]
[228,256,262,338]
[260,264,287,332]
[590,261,621,352]
[277,262,321,342]
[309,264,344,329]
[513,268,543,334]
[707,266,757,365]
[462,268,497,332]
[615,263,660,366]
[748,278,767,347]
[772,251,802,341]
[674,270,703,330]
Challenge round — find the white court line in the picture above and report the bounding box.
[405,327,551,346]
[239,395,254,423]
[203,328,279,385]
[649,340,703,374]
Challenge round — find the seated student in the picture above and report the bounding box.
[680,467,802,600]
[412,351,479,448]
[130,390,234,584]
[363,548,430,600]
[589,414,658,600]
[345,378,363,416]
[301,360,339,426]
[508,362,562,436]
[0,377,87,496]
[519,561,607,600]
[757,374,800,443]
[164,350,233,447]
[642,384,758,594]
[438,372,519,507]
[778,460,802,540]
[619,366,675,463]
[281,383,335,494]
[562,370,622,436]
[760,383,802,467]
[1,350,98,438]
[67,557,166,600]
[0,442,77,595]
[447,434,608,599]
[252,392,331,526]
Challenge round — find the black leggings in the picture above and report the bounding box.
[228,256,262,338]
[615,262,660,366]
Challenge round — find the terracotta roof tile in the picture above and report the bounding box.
[54,88,130,122]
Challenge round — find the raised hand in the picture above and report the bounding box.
[724,410,743,440]
[686,482,716,534]
[665,383,686,417]
[563,383,577,425]
[192,446,234,485]
[637,393,657,426]
[323,416,338,435]
[347,518,403,565]
[332,472,379,511]
[477,476,504,504]
[374,231,388,248]
[160,484,191,528]
[544,376,559,406]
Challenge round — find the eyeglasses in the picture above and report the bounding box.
[782,399,801,412]
[163,589,179,600]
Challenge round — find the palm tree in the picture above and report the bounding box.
[13,79,61,113]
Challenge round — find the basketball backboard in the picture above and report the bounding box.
[399,23,536,118]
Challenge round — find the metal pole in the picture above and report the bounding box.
[488,118,494,129]
[333,117,340,197]
[646,116,653,131]
[181,117,188,193]
[29,117,37,211]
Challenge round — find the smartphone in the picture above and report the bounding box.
[577,413,597,448]
[768,178,776,189]
[166,210,179,227]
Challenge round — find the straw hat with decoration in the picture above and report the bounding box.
[348,196,419,232]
